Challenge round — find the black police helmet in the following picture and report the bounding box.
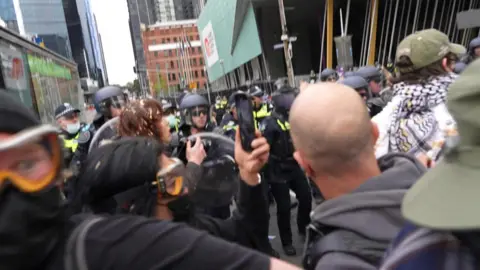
[271,86,296,112]
[248,86,264,97]
[338,76,369,90]
[320,68,337,81]
[469,37,480,51]
[228,91,249,108]
[179,93,209,127]
[94,85,124,116]
[344,71,358,78]
[453,62,467,74]
[179,93,209,110]
[356,66,381,82]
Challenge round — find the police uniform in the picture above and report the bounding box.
[260,89,312,256]
[253,103,271,128]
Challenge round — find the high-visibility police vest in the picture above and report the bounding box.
[223,121,238,132]
[253,104,271,129]
[277,119,290,131]
[63,133,80,152]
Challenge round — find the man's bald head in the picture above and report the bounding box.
[290,83,374,176]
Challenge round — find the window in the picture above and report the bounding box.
[156,63,160,70]
[168,50,173,57]
[201,70,205,77]
[195,70,199,78]
[165,62,169,69]
[170,61,174,68]
[196,35,200,40]
[154,51,158,57]
[198,47,202,53]
[199,58,203,65]
[172,73,176,80]
[168,73,171,80]
[152,40,156,45]
[173,37,177,42]
[192,58,197,66]
[162,38,165,43]
[164,51,168,57]
[167,38,171,42]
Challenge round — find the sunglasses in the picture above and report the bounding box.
[0,125,61,193]
[191,108,208,117]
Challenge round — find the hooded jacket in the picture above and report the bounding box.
[304,153,426,270]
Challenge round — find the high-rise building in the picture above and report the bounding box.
[173,0,201,20]
[155,0,176,22]
[127,0,158,93]
[63,0,108,88]
[0,0,72,59]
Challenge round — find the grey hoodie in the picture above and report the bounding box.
[308,153,426,270]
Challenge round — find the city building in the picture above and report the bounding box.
[173,0,201,20]
[142,20,207,97]
[0,0,72,59]
[63,0,108,89]
[127,0,158,94]
[155,0,176,22]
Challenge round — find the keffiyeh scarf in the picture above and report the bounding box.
[387,73,457,156]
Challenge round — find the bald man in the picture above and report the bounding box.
[291,83,426,270]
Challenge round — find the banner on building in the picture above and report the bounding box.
[202,22,219,68]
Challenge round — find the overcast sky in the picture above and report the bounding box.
[92,0,136,86]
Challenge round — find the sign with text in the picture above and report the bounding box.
[0,45,28,91]
[202,22,220,67]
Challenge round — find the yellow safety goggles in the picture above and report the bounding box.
[154,158,185,197]
[0,125,61,193]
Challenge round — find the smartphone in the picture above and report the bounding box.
[235,93,256,152]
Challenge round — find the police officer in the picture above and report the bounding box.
[454,62,467,74]
[89,85,128,150]
[464,37,480,64]
[54,103,94,198]
[248,86,271,128]
[259,86,312,256]
[213,96,227,125]
[356,66,383,96]
[222,91,243,141]
[173,93,235,220]
[338,76,382,117]
[319,68,338,82]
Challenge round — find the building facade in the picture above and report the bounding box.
[173,0,201,20]
[0,0,72,59]
[142,20,207,97]
[127,0,158,94]
[155,0,176,22]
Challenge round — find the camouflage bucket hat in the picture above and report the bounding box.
[395,29,465,73]
[402,58,480,230]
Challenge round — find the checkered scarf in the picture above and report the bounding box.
[387,73,457,156]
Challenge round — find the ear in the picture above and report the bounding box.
[294,151,315,178]
[371,121,379,144]
[441,57,452,72]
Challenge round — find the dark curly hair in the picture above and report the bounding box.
[118,99,163,139]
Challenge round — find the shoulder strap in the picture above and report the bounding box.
[64,216,104,270]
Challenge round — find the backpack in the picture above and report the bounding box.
[64,216,105,270]
[303,222,388,270]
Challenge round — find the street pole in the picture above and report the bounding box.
[277,0,295,87]
[204,66,211,104]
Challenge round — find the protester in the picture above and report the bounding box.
[289,83,426,269]
[373,29,461,160]
[0,90,300,270]
[380,59,480,270]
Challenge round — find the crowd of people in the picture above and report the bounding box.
[2,28,480,269]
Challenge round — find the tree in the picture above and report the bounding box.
[132,79,141,93]
[153,74,168,97]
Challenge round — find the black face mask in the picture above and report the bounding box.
[167,195,192,222]
[0,186,65,269]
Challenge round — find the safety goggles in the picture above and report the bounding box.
[191,107,208,117]
[106,96,127,109]
[0,125,61,193]
[154,158,185,197]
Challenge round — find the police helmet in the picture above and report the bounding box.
[320,68,338,81]
[274,78,288,90]
[469,37,480,51]
[356,66,382,82]
[344,71,358,78]
[94,85,125,117]
[179,93,209,127]
[161,99,174,111]
[453,62,467,74]
[227,91,248,109]
[338,76,369,90]
[248,86,264,97]
[271,86,296,113]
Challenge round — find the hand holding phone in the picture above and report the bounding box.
[235,92,256,152]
